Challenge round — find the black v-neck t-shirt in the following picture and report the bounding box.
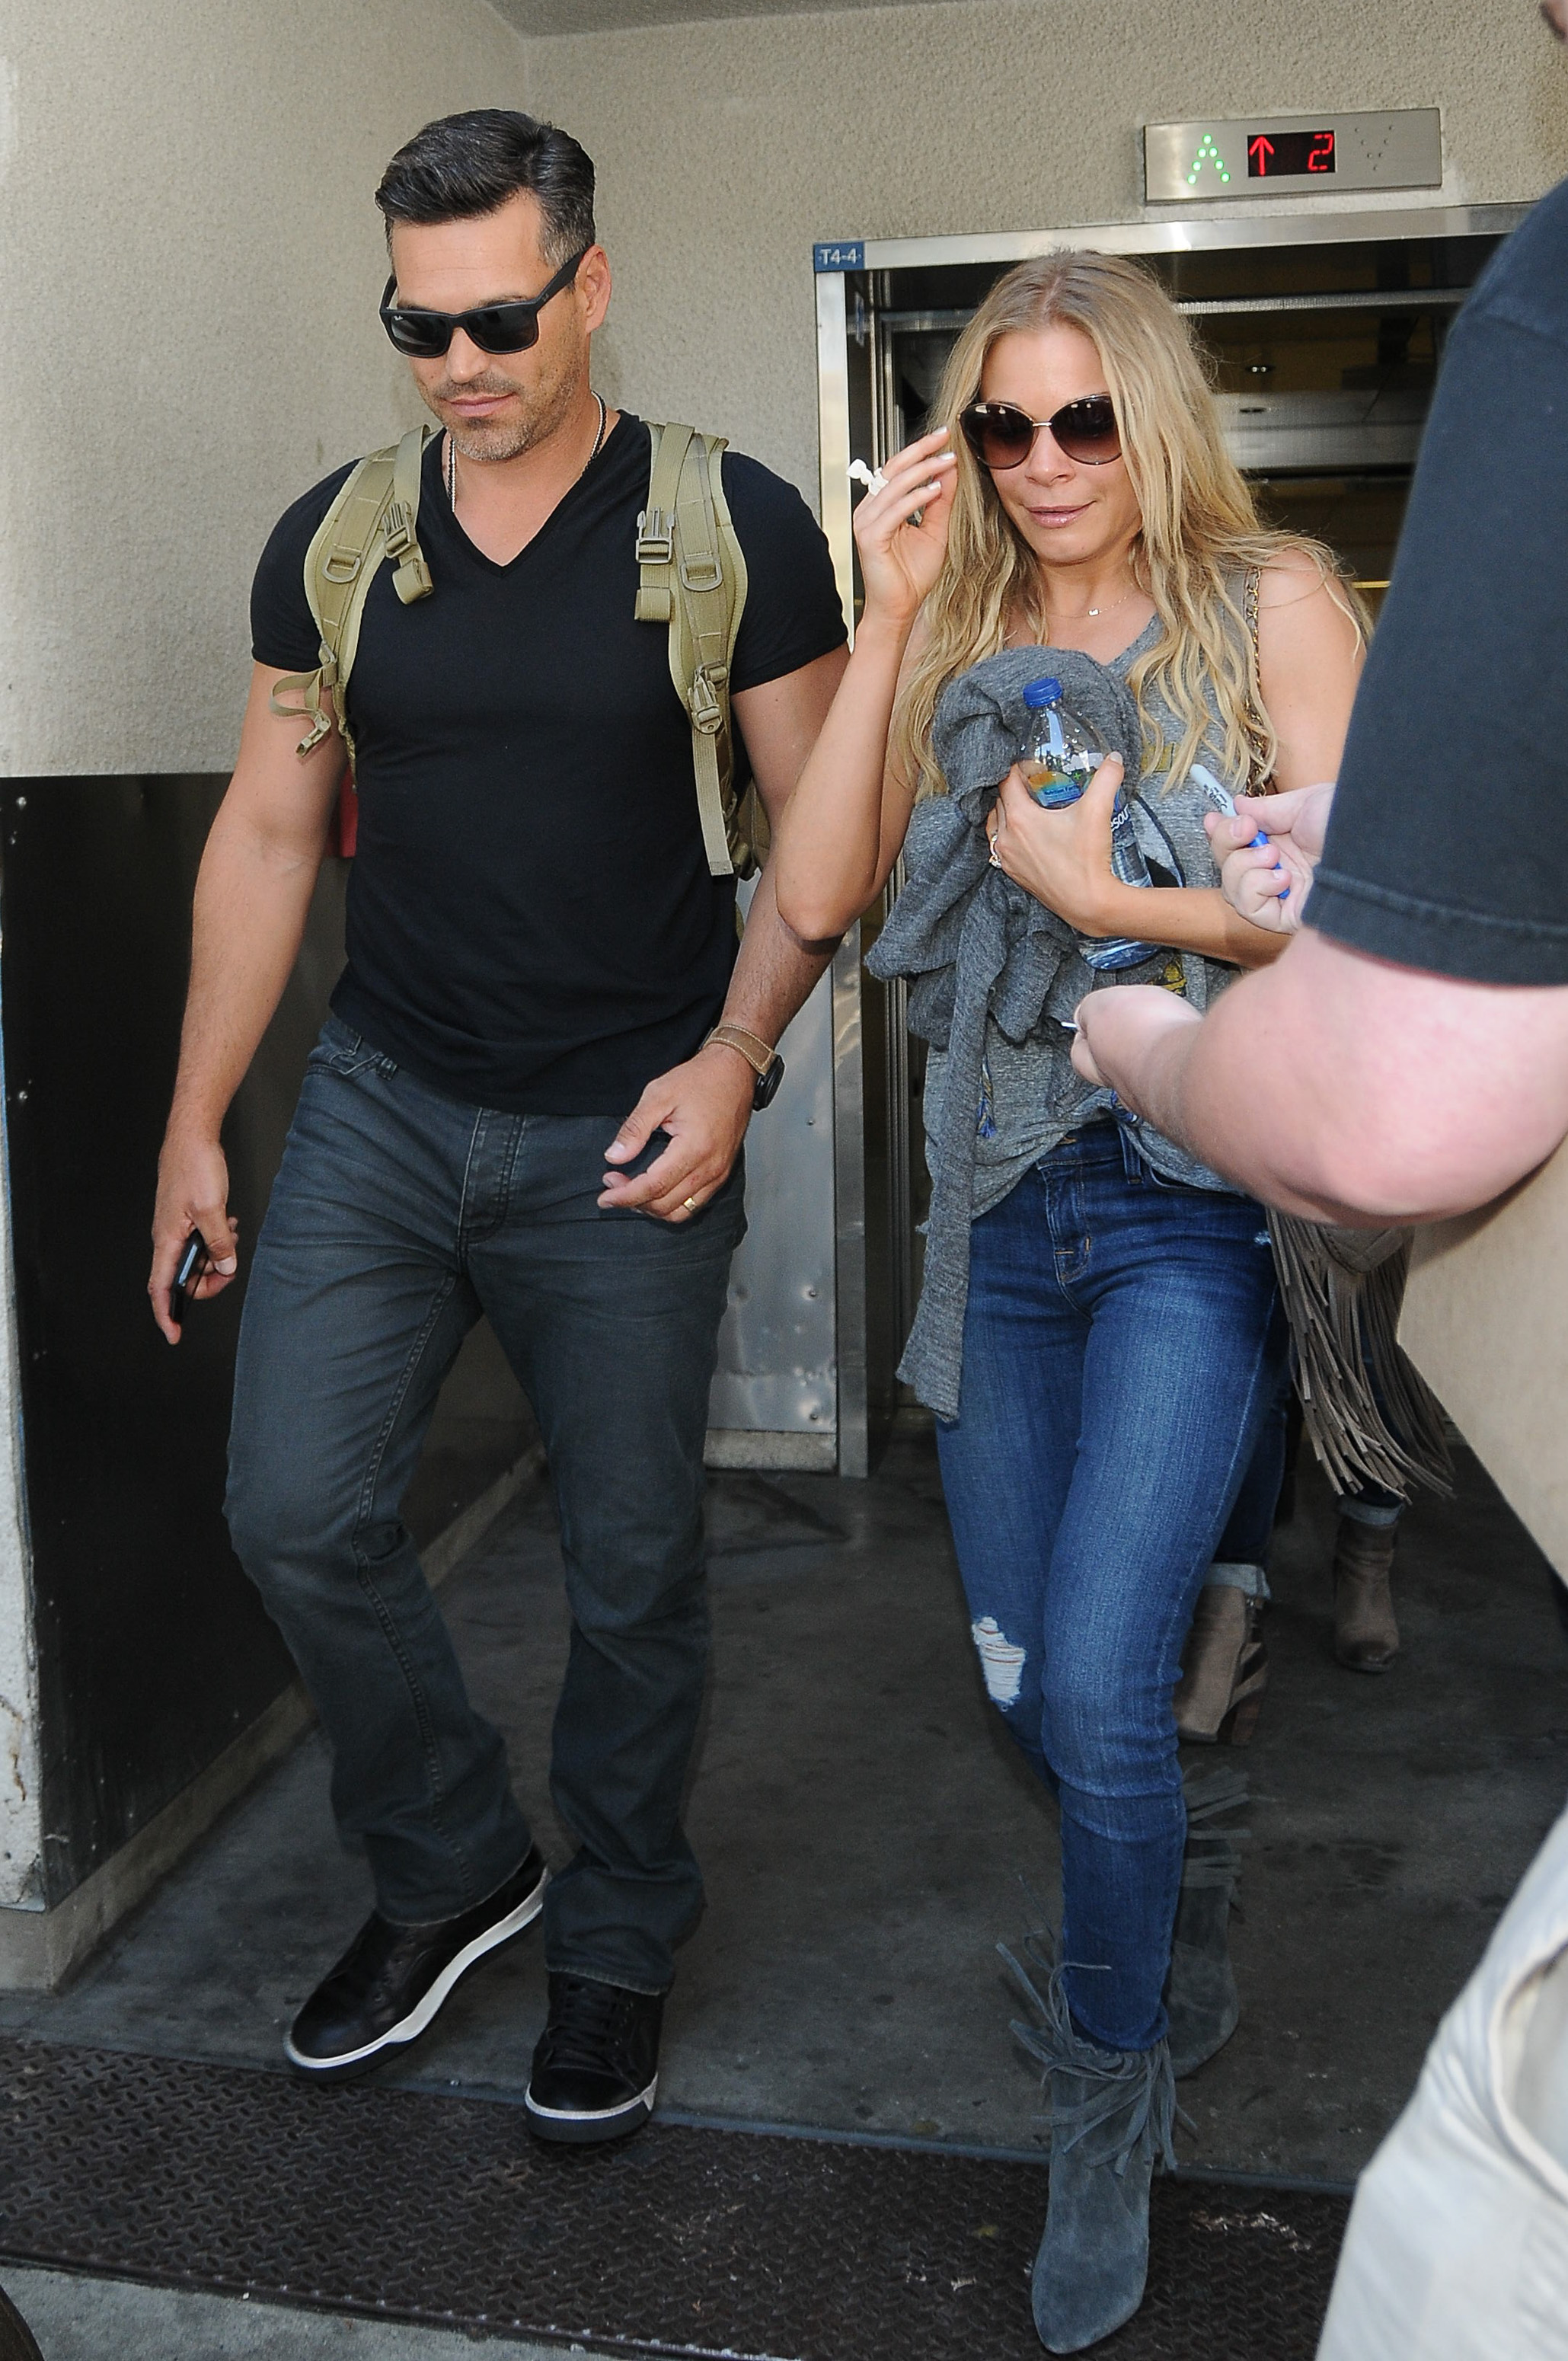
[251,414,846,1113]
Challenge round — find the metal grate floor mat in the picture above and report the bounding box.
[0,2035,1347,2357]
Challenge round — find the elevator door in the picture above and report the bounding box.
[822,207,1525,1442]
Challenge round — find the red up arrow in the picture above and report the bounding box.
[1248,134,1275,174]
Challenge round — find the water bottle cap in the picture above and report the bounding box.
[1022,677,1062,708]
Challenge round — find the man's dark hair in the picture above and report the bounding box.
[376,110,596,264]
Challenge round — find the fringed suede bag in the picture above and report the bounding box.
[1238,569,1451,1503]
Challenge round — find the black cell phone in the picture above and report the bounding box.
[169,1228,209,1329]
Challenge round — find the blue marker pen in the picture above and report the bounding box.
[1190,763,1287,899]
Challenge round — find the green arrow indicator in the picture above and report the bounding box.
[1186,132,1232,187]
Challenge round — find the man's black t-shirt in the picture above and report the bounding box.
[1307,179,1568,988]
[251,414,846,1112]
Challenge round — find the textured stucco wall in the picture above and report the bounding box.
[530,0,1568,504]
[0,0,529,780]
[0,0,527,1913]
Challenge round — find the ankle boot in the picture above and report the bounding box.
[1173,1583,1267,1745]
[1003,1938,1177,2353]
[1165,1765,1248,2078]
[1333,1516,1400,1673]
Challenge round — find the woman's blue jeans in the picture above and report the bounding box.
[936,1124,1287,2053]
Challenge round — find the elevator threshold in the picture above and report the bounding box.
[0,2033,1346,2359]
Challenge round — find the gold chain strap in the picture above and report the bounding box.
[1241,567,1275,797]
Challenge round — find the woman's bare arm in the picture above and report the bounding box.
[771,431,956,946]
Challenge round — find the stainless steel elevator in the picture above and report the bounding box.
[811,202,1529,1468]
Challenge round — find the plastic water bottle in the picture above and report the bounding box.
[1017,677,1157,971]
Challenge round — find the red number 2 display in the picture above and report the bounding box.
[1247,129,1336,177]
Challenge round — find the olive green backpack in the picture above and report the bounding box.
[271,418,761,877]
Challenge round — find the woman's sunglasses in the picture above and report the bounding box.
[959,395,1121,471]
[379,244,590,358]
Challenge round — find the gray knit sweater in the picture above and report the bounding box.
[867,628,1249,1418]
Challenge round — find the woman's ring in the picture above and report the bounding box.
[987,835,1003,869]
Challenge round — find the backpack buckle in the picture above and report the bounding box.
[636,507,674,565]
[680,551,722,593]
[688,662,727,733]
[382,500,416,561]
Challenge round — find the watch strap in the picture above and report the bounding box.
[704,1023,778,1079]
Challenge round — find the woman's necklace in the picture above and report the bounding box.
[1044,579,1142,628]
[446,391,608,510]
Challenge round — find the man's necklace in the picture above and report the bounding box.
[446,391,608,510]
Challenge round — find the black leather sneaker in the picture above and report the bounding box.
[286,1847,549,2081]
[524,1971,663,2144]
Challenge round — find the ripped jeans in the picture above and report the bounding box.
[937,1123,1288,2053]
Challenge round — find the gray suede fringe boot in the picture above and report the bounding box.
[1164,1765,1250,2079]
[1003,1935,1178,2353]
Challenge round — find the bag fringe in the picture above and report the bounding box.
[1267,1214,1451,1503]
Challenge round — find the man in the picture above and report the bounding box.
[148,108,846,2145]
[1073,13,1568,2342]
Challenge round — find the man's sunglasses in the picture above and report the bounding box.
[959,395,1121,471]
[379,244,590,358]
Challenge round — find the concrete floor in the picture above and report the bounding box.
[0,2268,586,2361]
[2,1428,1564,2351]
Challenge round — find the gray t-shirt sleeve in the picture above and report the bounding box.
[1305,177,1568,986]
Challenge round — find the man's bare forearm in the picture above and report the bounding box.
[718,862,838,1050]
[168,804,327,1139]
[1091,930,1568,1224]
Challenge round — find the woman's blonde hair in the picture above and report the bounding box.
[894,250,1364,796]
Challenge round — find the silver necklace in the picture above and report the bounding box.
[1046,580,1142,627]
[446,391,608,510]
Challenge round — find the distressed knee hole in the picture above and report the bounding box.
[971,1616,1027,1708]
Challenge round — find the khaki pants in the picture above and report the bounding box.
[1319,1797,1568,2359]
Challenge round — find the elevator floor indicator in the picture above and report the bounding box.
[0,2036,1347,2356]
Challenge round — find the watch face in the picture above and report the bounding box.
[753,1056,784,1110]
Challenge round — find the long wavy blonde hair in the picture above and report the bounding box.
[894,250,1363,796]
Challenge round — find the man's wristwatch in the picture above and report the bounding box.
[705,1023,785,1110]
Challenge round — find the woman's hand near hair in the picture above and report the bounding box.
[851,428,959,626]
[771,430,957,946]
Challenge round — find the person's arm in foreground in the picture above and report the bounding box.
[597,644,851,1219]
[1074,931,1568,1223]
[148,664,345,1339]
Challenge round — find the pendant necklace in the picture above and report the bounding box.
[1046,580,1142,628]
[447,391,608,511]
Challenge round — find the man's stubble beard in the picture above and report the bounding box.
[426,349,586,464]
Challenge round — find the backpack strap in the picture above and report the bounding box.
[637,423,752,877]
[270,423,437,771]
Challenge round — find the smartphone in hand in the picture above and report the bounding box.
[168,1229,209,1330]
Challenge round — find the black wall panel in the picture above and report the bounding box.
[1,778,347,1903]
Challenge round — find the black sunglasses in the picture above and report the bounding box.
[379,244,590,358]
[959,395,1121,471]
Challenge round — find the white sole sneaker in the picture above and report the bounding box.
[286,1862,549,2079]
[524,2071,659,2145]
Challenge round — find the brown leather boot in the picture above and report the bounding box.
[1332,1516,1400,1672]
[1174,1585,1268,1746]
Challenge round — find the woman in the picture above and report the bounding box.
[774,252,1363,2353]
